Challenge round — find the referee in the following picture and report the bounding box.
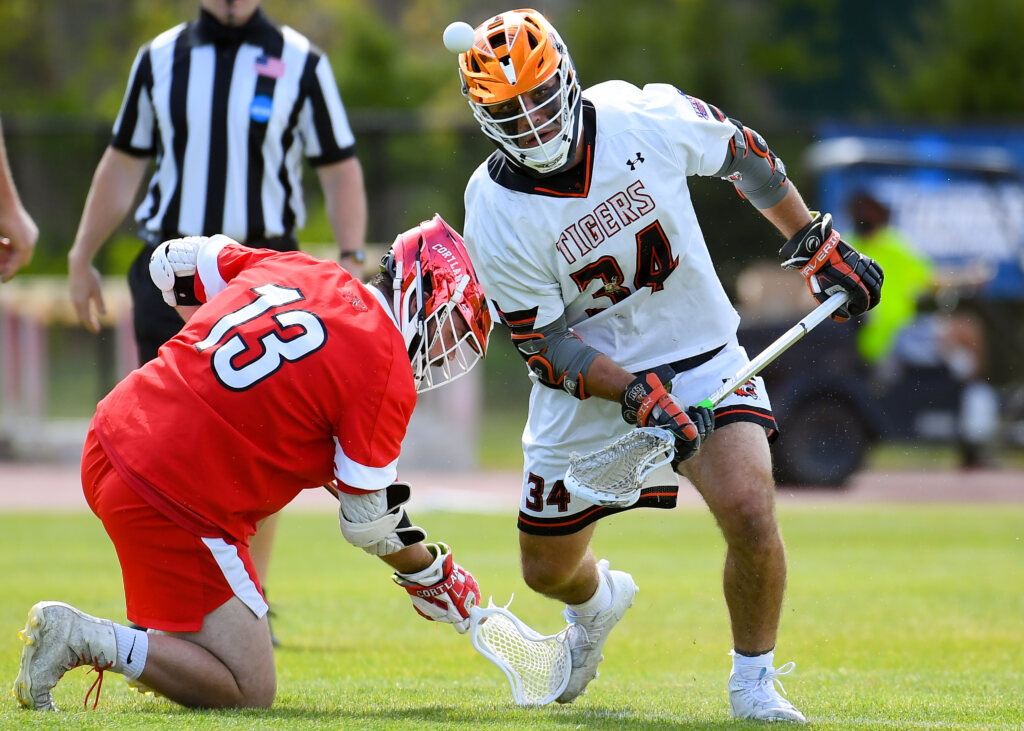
[68,0,368,364]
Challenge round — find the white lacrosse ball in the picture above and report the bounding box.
[443,21,475,54]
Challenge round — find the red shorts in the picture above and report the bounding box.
[81,427,267,632]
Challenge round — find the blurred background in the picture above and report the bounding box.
[2,0,1023,485]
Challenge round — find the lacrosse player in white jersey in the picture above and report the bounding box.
[452,9,883,722]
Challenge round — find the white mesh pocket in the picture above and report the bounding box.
[469,601,571,706]
[564,427,675,507]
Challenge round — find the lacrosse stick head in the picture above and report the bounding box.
[563,427,676,507]
[469,599,571,706]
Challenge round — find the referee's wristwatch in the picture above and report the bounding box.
[339,249,366,264]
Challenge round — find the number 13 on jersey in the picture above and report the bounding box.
[196,283,327,391]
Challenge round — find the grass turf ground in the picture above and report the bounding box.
[1,504,1022,729]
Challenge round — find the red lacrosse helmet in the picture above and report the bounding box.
[383,214,492,392]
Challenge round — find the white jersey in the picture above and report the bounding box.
[464,80,739,373]
[464,81,779,534]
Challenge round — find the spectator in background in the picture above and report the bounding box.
[0,116,39,282]
[66,0,368,639]
[846,191,999,468]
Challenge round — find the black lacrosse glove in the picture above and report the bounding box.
[779,212,883,322]
[620,366,714,463]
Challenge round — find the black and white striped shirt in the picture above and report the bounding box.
[111,8,355,245]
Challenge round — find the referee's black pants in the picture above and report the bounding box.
[127,235,299,365]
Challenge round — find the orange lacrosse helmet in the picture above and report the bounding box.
[457,9,582,176]
[383,215,492,392]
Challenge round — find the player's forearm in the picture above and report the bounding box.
[582,354,638,402]
[68,147,148,269]
[379,542,435,574]
[758,183,814,240]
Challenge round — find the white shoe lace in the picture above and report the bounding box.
[748,661,796,702]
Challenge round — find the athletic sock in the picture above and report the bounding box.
[731,648,774,673]
[567,569,613,617]
[112,623,149,680]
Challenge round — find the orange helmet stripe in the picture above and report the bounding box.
[459,10,564,105]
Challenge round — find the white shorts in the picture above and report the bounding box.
[518,341,777,536]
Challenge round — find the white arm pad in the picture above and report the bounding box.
[337,482,427,556]
[149,237,204,307]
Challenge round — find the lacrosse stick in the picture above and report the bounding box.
[320,485,571,705]
[564,291,850,507]
[469,598,572,706]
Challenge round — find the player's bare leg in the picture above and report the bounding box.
[678,421,783,651]
[678,420,804,722]
[14,596,275,710]
[519,527,597,604]
[519,525,638,703]
[137,596,276,708]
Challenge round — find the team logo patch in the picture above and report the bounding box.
[250,94,273,123]
[733,379,759,399]
[626,152,645,171]
[684,93,709,119]
[345,294,367,311]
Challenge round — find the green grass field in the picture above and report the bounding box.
[1,504,1022,729]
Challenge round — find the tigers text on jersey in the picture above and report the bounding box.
[111,8,356,243]
[93,242,415,541]
[463,80,740,373]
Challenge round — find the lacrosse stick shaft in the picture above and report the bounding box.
[698,291,849,409]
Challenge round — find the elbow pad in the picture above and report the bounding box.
[714,118,788,209]
[149,237,203,306]
[504,309,600,399]
[337,482,427,556]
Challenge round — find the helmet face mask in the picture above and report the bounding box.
[458,9,582,177]
[420,300,483,391]
[384,215,492,392]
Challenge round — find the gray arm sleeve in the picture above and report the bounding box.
[714,119,789,209]
[511,315,601,399]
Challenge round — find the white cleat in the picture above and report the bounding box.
[555,559,638,703]
[729,661,807,723]
[12,601,117,711]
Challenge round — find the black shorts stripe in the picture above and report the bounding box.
[715,404,779,442]
[517,486,678,537]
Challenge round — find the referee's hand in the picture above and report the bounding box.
[68,258,106,333]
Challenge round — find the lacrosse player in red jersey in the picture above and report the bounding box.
[451,9,883,722]
[13,215,492,711]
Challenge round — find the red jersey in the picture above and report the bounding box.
[94,243,417,541]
